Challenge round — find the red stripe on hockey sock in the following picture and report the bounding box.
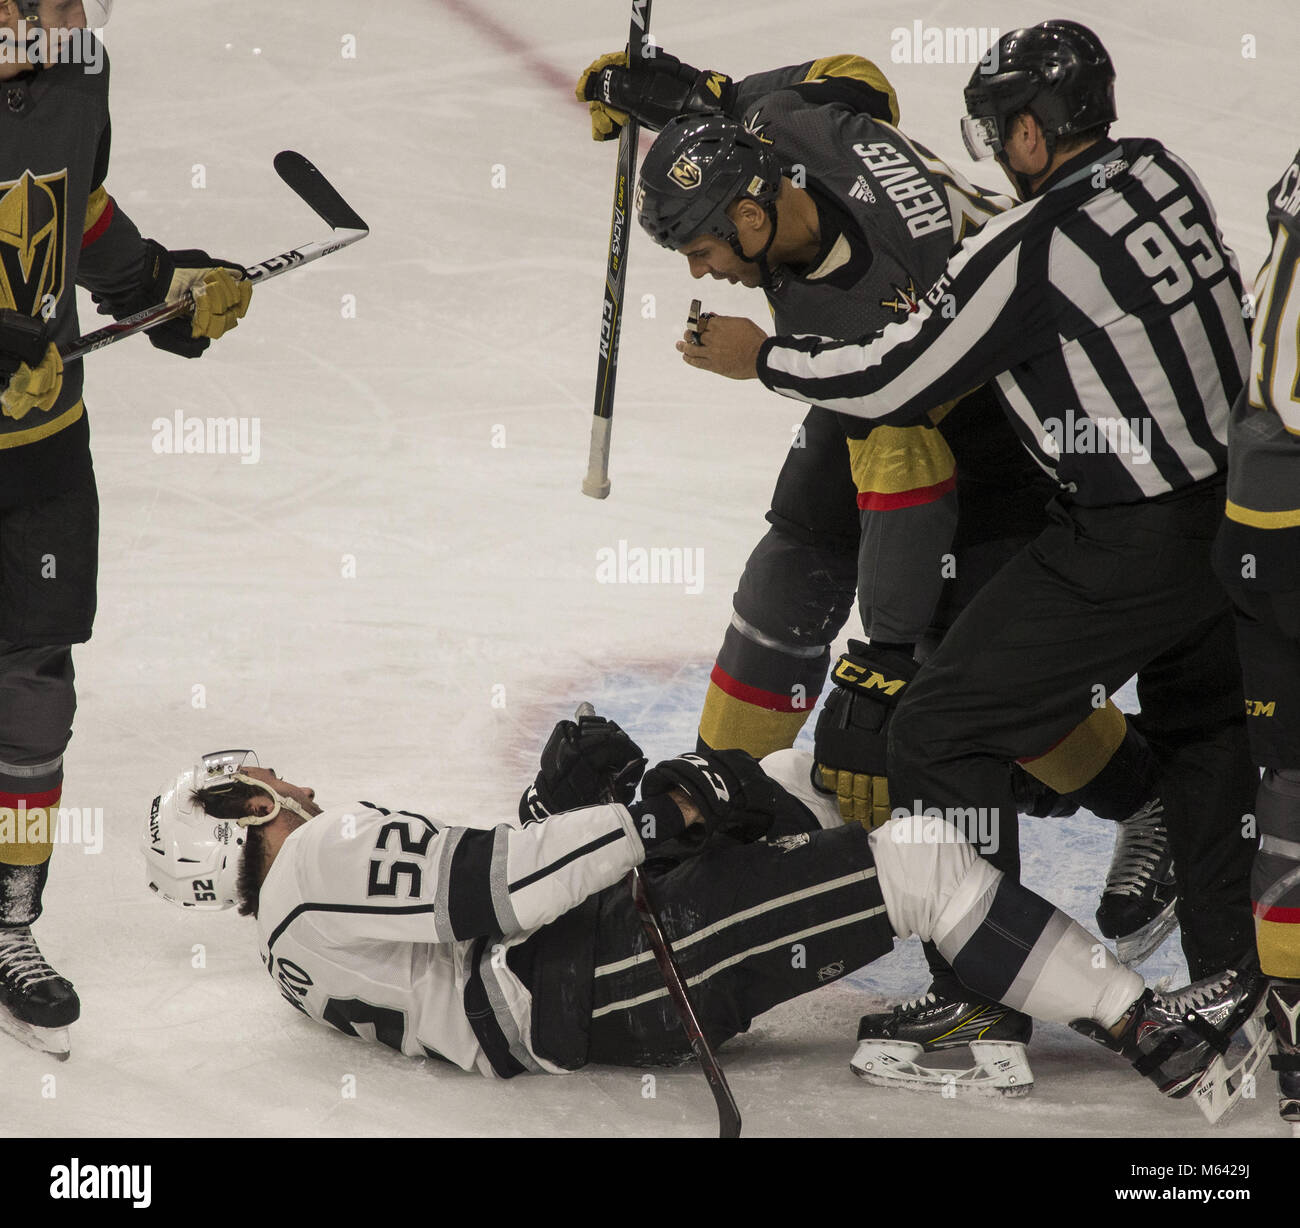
[1254,902,1300,923]
[81,195,116,248]
[0,788,62,810]
[709,664,805,713]
[857,475,957,510]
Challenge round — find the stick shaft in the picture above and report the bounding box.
[628,867,743,1138]
[574,701,741,1138]
[581,0,652,499]
[61,228,367,362]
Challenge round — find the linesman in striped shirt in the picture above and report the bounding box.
[677,22,1258,998]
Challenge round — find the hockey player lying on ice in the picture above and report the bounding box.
[142,715,1263,1109]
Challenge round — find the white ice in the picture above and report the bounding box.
[7,0,1298,1138]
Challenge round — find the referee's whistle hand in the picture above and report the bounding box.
[676,315,767,380]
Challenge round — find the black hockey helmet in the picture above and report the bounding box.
[636,113,782,259]
[961,20,1116,162]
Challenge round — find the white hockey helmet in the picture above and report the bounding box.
[143,750,266,911]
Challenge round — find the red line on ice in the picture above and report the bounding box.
[434,0,581,99]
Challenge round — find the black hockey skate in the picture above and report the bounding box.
[1071,968,1268,1103]
[1095,798,1178,966]
[0,924,80,1060]
[1265,980,1300,1126]
[851,991,1033,1096]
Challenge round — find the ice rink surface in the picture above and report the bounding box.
[7,0,1300,1138]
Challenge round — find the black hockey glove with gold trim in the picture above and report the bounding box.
[813,640,918,829]
[576,48,735,140]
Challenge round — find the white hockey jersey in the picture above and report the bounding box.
[255,798,645,1077]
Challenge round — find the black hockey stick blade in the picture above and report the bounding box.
[274,151,369,233]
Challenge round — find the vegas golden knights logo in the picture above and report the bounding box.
[881,279,920,316]
[0,170,68,318]
[668,154,702,190]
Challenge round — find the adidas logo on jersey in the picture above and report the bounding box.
[849,176,877,204]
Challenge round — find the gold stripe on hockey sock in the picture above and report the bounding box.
[698,682,812,757]
[0,820,54,866]
[1257,918,1300,979]
[1019,701,1127,794]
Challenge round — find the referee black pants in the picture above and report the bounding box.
[888,479,1256,978]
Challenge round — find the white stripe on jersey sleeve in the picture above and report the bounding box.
[761,238,1024,420]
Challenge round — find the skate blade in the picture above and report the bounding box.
[1113,900,1179,967]
[850,1038,1033,1097]
[1190,1003,1273,1124]
[0,1008,70,1060]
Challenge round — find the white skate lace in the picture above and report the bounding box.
[897,993,938,1013]
[0,926,62,990]
[1103,799,1168,897]
[1153,971,1236,1015]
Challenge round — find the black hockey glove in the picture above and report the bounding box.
[813,640,919,829]
[519,714,647,823]
[0,309,48,385]
[640,749,779,845]
[576,48,735,140]
[92,240,249,358]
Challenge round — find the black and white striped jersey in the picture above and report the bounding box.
[256,798,643,1077]
[758,138,1250,506]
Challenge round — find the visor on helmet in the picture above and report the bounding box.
[961,114,1003,161]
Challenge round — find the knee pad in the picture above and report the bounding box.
[869,817,996,942]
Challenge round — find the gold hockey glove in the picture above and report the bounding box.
[0,343,62,420]
[0,311,61,419]
[168,264,252,342]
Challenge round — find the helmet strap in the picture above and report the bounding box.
[228,774,317,827]
[997,113,1057,200]
[727,200,781,288]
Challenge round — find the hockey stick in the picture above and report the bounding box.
[581,0,652,499]
[61,152,368,362]
[575,702,742,1138]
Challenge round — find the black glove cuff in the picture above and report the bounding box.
[627,793,689,848]
[0,309,48,375]
[830,641,919,704]
[519,782,549,825]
